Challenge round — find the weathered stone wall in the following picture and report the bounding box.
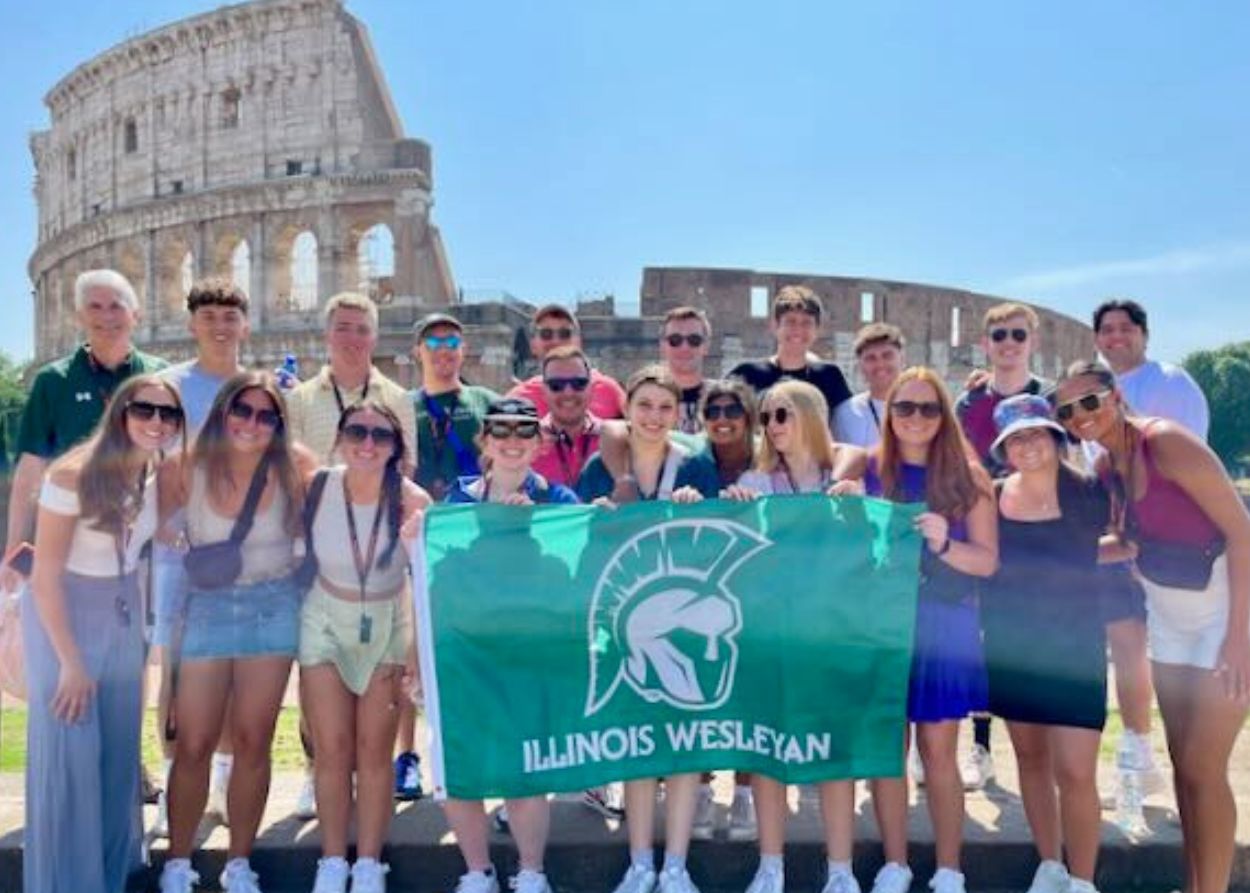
[28,0,455,370]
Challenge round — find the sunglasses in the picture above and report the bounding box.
[990,327,1029,344]
[484,420,541,440]
[126,400,183,426]
[544,376,590,393]
[1055,390,1112,422]
[228,401,282,429]
[665,333,705,348]
[759,407,791,427]
[704,402,745,421]
[424,334,462,351]
[891,400,942,419]
[536,326,574,342]
[342,423,398,446]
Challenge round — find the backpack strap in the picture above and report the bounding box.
[302,468,331,559]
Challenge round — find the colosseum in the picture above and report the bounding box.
[27,0,1092,393]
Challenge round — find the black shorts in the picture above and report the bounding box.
[1099,561,1148,625]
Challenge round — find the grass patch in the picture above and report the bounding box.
[0,706,309,773]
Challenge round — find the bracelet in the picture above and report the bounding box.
[618,473,638,485]
[936,537,952,556]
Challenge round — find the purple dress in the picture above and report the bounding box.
[865,460,988,722]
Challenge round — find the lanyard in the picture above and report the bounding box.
[867,398,881,433]
[342,475,385,643]
[110,465,148,628]
[330,370,370,415]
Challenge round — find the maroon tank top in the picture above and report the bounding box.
[1130,420,1221,546]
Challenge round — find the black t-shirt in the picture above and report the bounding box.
[678,382,709,435]
[729,359,852,427]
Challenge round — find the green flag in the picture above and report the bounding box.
[415,494,924,800]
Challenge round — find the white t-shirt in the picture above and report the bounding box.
[1116,359,1209,440]
[834,392,886,449]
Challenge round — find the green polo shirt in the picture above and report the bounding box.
[17,345,168,459]
[411,384,498,500]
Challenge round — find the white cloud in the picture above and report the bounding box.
[1003,242,1250,292]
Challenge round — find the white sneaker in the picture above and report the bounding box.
[869,862,913,893]
[510,869,553,893]
[1026,860,1069,893]
[584,783,627,819]
[613,863,658,893]
[351,858,391,893]
[745,864,785,893]
[959,744,994,791]
[908,743,925,787]
[220,857,263,893]
[927,868,965,893]
[822,866,862,893]
[311,856,350,893]
[455,870,501,893]
[159,859,200,893]
[658,866,701,893]
[151,789,170,839]
[207,775,230,826]
[727,786,758,841]
[692,784,715,840]
[1117,731,1167,797]
[1066,878,1099,893]
[295,772,317,821]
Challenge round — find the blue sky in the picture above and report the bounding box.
[2,0,1247,364]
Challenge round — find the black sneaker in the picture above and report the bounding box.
[394,751,424,801]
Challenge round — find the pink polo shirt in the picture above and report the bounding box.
[531,414,603,488]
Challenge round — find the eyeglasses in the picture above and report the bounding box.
[228,402,282,429]
[891,400,942,419]
[759,407,791,427]
[1055,390,1112,422]
[423,334,462,351]
[544,376,590,393]
[342,423,397,446]
[536,326,574,342]
[665,333,705,348]
[704,402,745,421]
[484,420,541,440]
[126,400,184,426]
[990,327,1029,343]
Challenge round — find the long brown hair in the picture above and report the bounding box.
[193,370,303,533]
[78,374,185,536]
[876,367,987,519]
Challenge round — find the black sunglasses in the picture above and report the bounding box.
[536,326,574,342]
[342,423,398,446]
[544,376,590,393]
[759,407,791,427]
[228,401,282,429]
[891,400,942,419]
[1055,390,1112,422]
[484,420,541,440]
[126,400,184,426]
[704,402,745,421]
[665,333,705,348]
[990,327,1029,343]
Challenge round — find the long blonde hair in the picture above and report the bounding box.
[876,367,987,519]
[754,379,837,474]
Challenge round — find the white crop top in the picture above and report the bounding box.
[39,475,158,577]
[185,467,295,584]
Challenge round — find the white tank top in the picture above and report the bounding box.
[310,466,407,596]
[186,466,294,583]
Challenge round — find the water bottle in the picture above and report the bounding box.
[275,354,300,392]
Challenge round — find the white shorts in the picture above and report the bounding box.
[1140,554,1240,669]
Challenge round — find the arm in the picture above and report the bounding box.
[827,448,868,496]
[917,465,999,578]
[291,441,322,483]
[30,465,97,722]
[155,454,190,545]
[2,453,48,587]
[1150,424,1250,699]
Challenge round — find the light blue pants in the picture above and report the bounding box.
[23,571,144,893]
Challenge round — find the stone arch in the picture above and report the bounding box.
[355,222,395,303]
[114,240,146,318]
[156,231,195,320]
[271,223,319,314]
[210,229,251,294]
[231,240,251,292]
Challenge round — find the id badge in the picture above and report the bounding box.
[359,614,373,644]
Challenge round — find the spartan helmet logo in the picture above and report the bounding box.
[585,520,771,717]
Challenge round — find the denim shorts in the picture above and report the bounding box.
[181,575,301,662]
[150,544,188,648]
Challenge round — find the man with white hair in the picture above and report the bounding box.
[2,269,166,586]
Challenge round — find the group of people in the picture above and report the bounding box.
[3,271,1246,893]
